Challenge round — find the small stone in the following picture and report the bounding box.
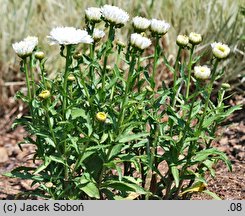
[0,147,9,163]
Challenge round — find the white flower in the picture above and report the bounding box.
[85,7,101,22]
[194,65,211,80]
[130,33,151,50]
[132,16,151,31]
[211,42,230,59]
[24,36,38,46]
[12,36,38,58]
[101,4,129,26]
[150,19,170,35]
[176,35,189,46]
[47,27,93,45]
[93,29,105,41]
[189,32,202,45]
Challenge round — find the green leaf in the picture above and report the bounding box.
[100,133,108,144]
[193,148,232,171]
[117,132,149,143]
[33,158,51,174]
[108,144,124,160]
[71,108,86,119]
[49,155,67,166]
[102,180,147,195]
[44,137,56,148]
[79,182,100,199]
[4,167,43,181]
[202,190,222,200]
[170,165,179,187]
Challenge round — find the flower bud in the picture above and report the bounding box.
[194,65,211,80]
[106,65,112,71]
[73,52,82,59]
[176,35,189,47]
[35,51,45,60]
[221,83,231,90]
[145,85,153,92]
[38,90,51,99]
[45,182,53,188]
[68,74,76,81]
[96,112,107,122]
[116,40,126,48]
[189,32,202,45]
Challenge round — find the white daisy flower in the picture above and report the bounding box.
[12,36,38,58]
[176,35,189,46]
[47,27,93,45]
[211,42,230,59]
[24,36,38,46]
[150,19,170,35]
[132,16,151,32]
[189,32,202,45]
[85,7,102,22]
[130,33,151,50]
[93,29,105,41]
[101,4,129,26]
[194,65,211,80]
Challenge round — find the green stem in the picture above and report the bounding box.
[40,60,47,88]
[102,25,114,91]
[137,55,141,92]
[173,47,182,88]
[117,51,137,130]
[198,59,219,130]
[62,45,72,120]
[89,24,95,82]
[23,58,32,101]
[152,35,160,88]
[185,45,195,99]
[29,55,35,97]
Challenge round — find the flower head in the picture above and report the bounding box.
[116,39,126,48]
[211,42,230,59]
[12,36,38,58]
[45,182,54,188]
[47,27,93,45]
[176,35,189,47]
[35,51,45,60]
[221,83,231,90]
[189,32,202,45]
[150,19,170,35]
[38,90,51,99]
[194,65,211,80]
[96,112,107,122]
[101,4,129,26]
[68,74,76,81]
[130,33,152,50]
[132,16,151,32]
[85,7,102,23]
[93,28,105,41]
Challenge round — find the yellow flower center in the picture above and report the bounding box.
[217,45,225,52]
